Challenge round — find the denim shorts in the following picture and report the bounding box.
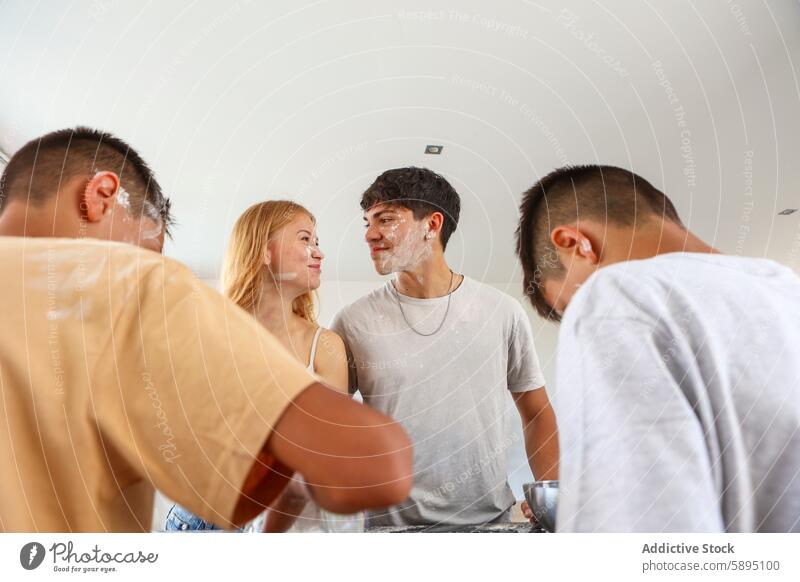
[164,504,226,532]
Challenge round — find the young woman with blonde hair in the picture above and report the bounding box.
[166,200,349,532]
[222,200,347,389]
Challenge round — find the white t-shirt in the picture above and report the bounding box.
[332,276,546,527]
[554,252,800,532]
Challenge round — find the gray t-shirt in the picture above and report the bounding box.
[331,276,545,527]
[555,252,800,532]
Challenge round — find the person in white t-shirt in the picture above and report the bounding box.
[332,167,559,528]
[515,164,800,532]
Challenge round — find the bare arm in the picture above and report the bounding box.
[313,330,349,393]
[259,331,351,531]
[232,382,413,525]
[261,479,310,532]
[513,388,559,481]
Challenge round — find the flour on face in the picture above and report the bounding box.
[376,218,433,275]
[113,183,163,244]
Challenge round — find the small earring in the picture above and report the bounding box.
[425,232,434,240]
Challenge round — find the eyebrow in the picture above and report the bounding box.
[363,209,398,222]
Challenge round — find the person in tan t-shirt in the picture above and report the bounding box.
[0,127,413,532]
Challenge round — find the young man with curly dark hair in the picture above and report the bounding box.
[333,167,559,528]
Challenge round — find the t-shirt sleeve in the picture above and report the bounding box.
[506,301,546,392]
[330,308,358,396]
[554,317,725,533]
[98,261,318,528]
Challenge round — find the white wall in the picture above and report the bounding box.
[2,0,799,280]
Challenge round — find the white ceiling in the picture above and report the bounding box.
[1,0,799,280]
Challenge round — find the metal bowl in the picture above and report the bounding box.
[522,480,559,533]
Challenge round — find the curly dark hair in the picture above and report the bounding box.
[360,167,461,250]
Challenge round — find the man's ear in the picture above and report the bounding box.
[551,225,599,264]
[82,171,121,223]
[426,211,444,240]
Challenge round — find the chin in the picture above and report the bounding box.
[373,264,393,276]
[371,256,397,276]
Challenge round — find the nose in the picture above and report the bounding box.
[365,223,381,243]
[312,245,324,261]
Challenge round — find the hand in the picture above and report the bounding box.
[521,500,541,528]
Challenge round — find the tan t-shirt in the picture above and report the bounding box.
[0,237,317,532]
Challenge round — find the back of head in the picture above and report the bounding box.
[360,166,461,250]
[222,200,317,323]
[516,164,683,321]
[0,126,172,234]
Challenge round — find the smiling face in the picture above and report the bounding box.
[363,203,434,275]
[265,213,323,292]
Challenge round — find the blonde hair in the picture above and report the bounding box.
[222,200,317,324]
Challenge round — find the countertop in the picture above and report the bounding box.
[368,522,543,533]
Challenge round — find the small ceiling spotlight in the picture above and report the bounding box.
[778,208,798,215]
[425,145,443,155]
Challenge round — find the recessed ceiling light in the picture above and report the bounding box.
[778,208,798,215]
[425,145,443,155]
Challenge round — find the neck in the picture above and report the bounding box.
[0,199,92,240]
[394,252,456,298]
[602,220,720,265]
[254,282,304,335]
[0,202,53,237]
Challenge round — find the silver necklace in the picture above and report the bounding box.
[396,270,456,337]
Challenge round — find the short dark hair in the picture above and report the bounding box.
[0,126,173,236]
[360,167,461,250]
[515,165,683,322]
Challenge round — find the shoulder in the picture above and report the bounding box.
[561,259,670,334]
[464,277,529,320]
[96,240,212,308]
[317,327,346,355]
[559,256,702,337]
[332,283,393,325]
[86,238,203,291]
[466,277,520,302]
[312,327,349,392]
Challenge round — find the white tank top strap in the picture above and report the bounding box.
[307,326,323,372]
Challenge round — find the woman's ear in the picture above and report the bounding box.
[82,171,120,223]
[263,247,272,267]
